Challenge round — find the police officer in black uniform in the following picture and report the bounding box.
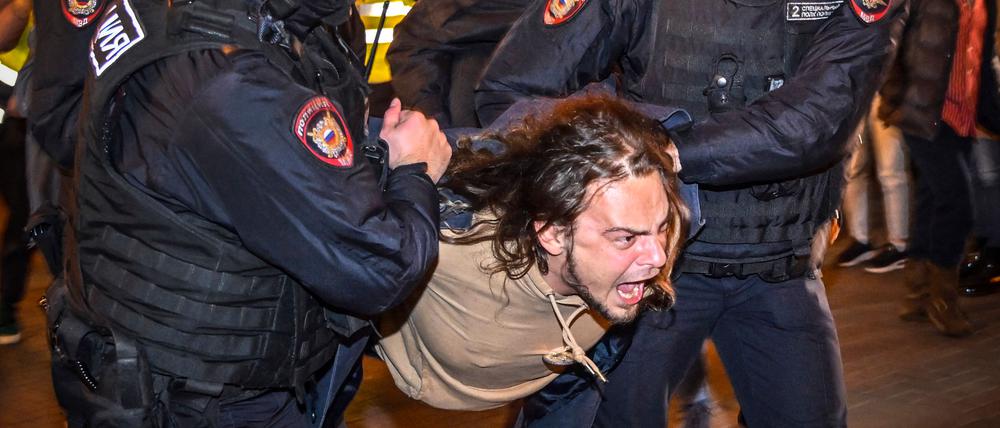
[386,0,530,128]
[476,0,906,426]
[44,0,450,424]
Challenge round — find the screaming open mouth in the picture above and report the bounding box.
[616,282,645,305]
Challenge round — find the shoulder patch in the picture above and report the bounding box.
[62,0,106,28]
[849,0,891,24]
[543,0,588,26]
[786,1,844,21]
[292,97,355,168]
[89,0,146,77]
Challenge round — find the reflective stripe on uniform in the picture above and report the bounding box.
[357,1,411,17]
[365,28,393,44]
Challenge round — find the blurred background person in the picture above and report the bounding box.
[387,0,528,128]
[879,0,986,337]
[837,95,911,274]
[960,0,1000,297]
[0,0,31,345]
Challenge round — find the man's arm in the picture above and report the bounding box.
[0,0,30,52]
[168,57,449,317]
[673,2,908,186]
[474,0,636,125]
[387,0,529,126]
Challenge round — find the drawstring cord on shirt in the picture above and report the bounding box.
[546,294,608,383]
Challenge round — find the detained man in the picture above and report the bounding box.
[376,95,690,411]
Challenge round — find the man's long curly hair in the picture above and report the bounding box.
[441,95,689,308]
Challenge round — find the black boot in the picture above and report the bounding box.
[960,246,1000,296]
[959,238,987,277]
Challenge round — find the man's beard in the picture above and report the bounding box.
[564,245,639,324]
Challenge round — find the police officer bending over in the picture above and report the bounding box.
[45,0,450,424]
[476,0,906,426]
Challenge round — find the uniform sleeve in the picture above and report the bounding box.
[172,63,440,317]
[386,0,529,125]
[474,0,636,125]
[672,2,908,186]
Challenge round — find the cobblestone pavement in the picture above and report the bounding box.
[3,238,999,427]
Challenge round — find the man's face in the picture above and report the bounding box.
[540,173,671,324]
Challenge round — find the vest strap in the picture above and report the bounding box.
[678,253,810,282]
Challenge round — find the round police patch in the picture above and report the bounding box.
[849,0,891,24]
[292,97,354,168]
[62,0,105,28]
[543,0,587,26]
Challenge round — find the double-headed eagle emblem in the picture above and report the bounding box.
[308,111,348,160]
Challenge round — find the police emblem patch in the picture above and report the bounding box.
[293,97,354,168]
[849,0,891,24]
[543,0,587,26]
[62,0,105,28]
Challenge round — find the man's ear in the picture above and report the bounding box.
[535,221,566,256]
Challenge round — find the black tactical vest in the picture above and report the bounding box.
[633,0,844,261]
[64,0,366,394]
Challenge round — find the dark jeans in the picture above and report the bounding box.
[970,137,1000,246]
[1,117,29,314]
[905,124,974,267]
[592,272,846,428]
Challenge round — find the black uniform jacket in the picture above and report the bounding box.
[114,48,440,316]
[387,0,530,127]
[475,0,906,188]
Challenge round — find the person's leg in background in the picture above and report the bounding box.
[960,134,1000,295]
[672,347,713,428]
[837,126,879,267]
[0,116,29,345]
[902,124,974,337]
[864,96,911,273]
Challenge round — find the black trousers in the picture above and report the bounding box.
[592,272,847,428]
[0,117,29,313]
[905,124,974,268]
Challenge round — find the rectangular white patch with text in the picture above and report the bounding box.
[786,1,843,21]
[90,0,146,77]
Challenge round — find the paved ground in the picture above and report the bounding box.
[2,224,1000,427]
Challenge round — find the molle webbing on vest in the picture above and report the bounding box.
[636,0,788,118]
[630,0,837,256]
[72,0,343,392]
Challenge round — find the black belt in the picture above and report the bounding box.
[678,254,811,283]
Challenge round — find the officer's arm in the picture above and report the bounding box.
[387,0,528,126]
[473,0,635,125]
[673,2,907,186]
[181,79,442,317]
[0,0,30,51]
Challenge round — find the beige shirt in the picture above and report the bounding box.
[376,236,609,410]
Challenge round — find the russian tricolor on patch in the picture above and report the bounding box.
[543,0,587,26]
[292,96,354,168]
[63,0,105,28]
[849,0,891,24]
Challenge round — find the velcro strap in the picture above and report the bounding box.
[167,0,261,48]
[108,329,153,409]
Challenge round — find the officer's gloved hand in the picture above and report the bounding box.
[380,98,452,183]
